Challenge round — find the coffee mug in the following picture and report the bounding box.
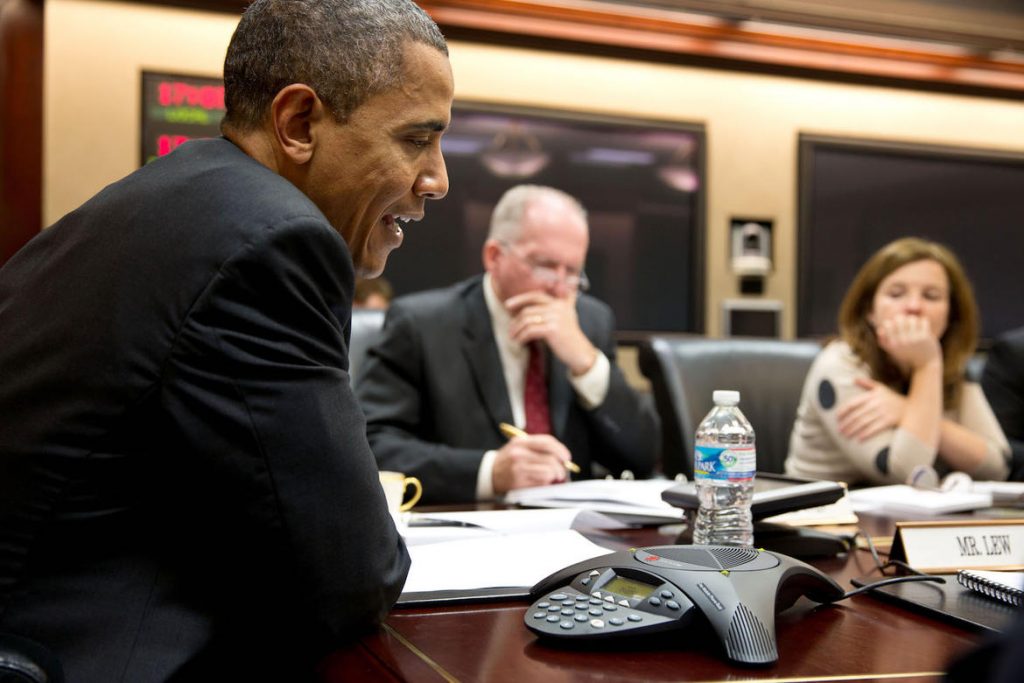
[378,470,423,516]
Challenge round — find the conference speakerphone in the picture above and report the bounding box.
[526,544,845,665]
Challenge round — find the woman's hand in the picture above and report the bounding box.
[876,314,942,372]
[837,376,907,441]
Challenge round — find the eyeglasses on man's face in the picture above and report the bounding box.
[499,241,590,293]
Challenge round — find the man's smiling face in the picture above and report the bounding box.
[303,42,453,277]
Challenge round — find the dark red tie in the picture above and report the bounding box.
[524,341,551,434]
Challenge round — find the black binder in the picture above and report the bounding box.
[661,473,845,518]
[851,573,1021,633]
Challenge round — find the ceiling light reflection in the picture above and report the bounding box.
[479,123,550,179]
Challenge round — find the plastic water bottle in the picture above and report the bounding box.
[692,390,756,546]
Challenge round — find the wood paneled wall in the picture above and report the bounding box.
[0,0,43,265]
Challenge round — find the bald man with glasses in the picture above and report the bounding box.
[356,185,659,503]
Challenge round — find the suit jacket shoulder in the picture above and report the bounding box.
[0,137,408,680]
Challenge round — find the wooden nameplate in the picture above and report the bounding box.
[891,519,1024,573]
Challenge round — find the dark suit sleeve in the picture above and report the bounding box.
[576,303,660,479]
[356,302,486,504]
[159,218,409,655]
[982,331,1024,480]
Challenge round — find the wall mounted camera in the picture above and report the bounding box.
[730,219,773,277]
[730,218,773,295]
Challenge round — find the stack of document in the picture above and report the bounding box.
[396,508,623,603]
[971,481,1024,506]
[504,478,684,524]
[848,484,993,516]
[401,529,615,596]
[400,507,624,546]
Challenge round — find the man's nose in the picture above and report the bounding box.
[549,279,571,298]
[549,266,574,298]
[416,150,448,200]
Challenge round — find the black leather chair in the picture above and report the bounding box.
[966,353,987,383]
[348,308,386,386]
[638,335,821,478]
[0,633,63,683]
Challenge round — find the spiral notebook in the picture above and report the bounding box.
[956,570,1024,608]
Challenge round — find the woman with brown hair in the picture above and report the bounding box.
[785,237,1009,485]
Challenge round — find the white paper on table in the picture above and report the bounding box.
[847,485,992,515]
[401,529,616,593]
[399,508,628,546]
[503,479,684,522]
[399,523,497,547]
[971,481,1024,506]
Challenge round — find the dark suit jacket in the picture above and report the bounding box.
[947,610,1024,683]
[355,276,659,504]
[0,138,409,681]
[981,327,1024,481]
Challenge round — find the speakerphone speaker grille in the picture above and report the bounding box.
[647,546,761,569]
[709,547,761,569]
[649,547,719,568]
[725,603,776,664]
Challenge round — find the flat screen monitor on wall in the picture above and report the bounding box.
[140,71,224,166]
[798,134,1024,344]
[383,102,706,334]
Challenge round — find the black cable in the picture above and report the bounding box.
[885,559,925,575]
[841,526,947,599]
[842,573,947,599]
[854,528,886,571]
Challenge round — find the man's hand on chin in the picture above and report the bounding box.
[504,291,597,376]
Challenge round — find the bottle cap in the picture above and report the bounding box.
[712,390,740,405]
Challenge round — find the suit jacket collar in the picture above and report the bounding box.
[460,277,515,435]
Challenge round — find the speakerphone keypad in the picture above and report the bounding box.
[526,582,682,638]
[524,565,701,640]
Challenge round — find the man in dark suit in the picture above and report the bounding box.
[981,326,1024,480]
[356,185,659,504]
[0,1,452,680]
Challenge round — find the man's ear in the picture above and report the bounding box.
[482,239,503,272]
[270,84,323,166]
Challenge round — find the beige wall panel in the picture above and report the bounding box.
[44,1,1024,337]
[44,0,237,224]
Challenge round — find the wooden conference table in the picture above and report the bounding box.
[320,510,996,683]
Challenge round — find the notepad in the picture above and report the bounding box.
[956,570,1024,608]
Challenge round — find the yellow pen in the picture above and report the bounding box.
[498,422,581,474]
